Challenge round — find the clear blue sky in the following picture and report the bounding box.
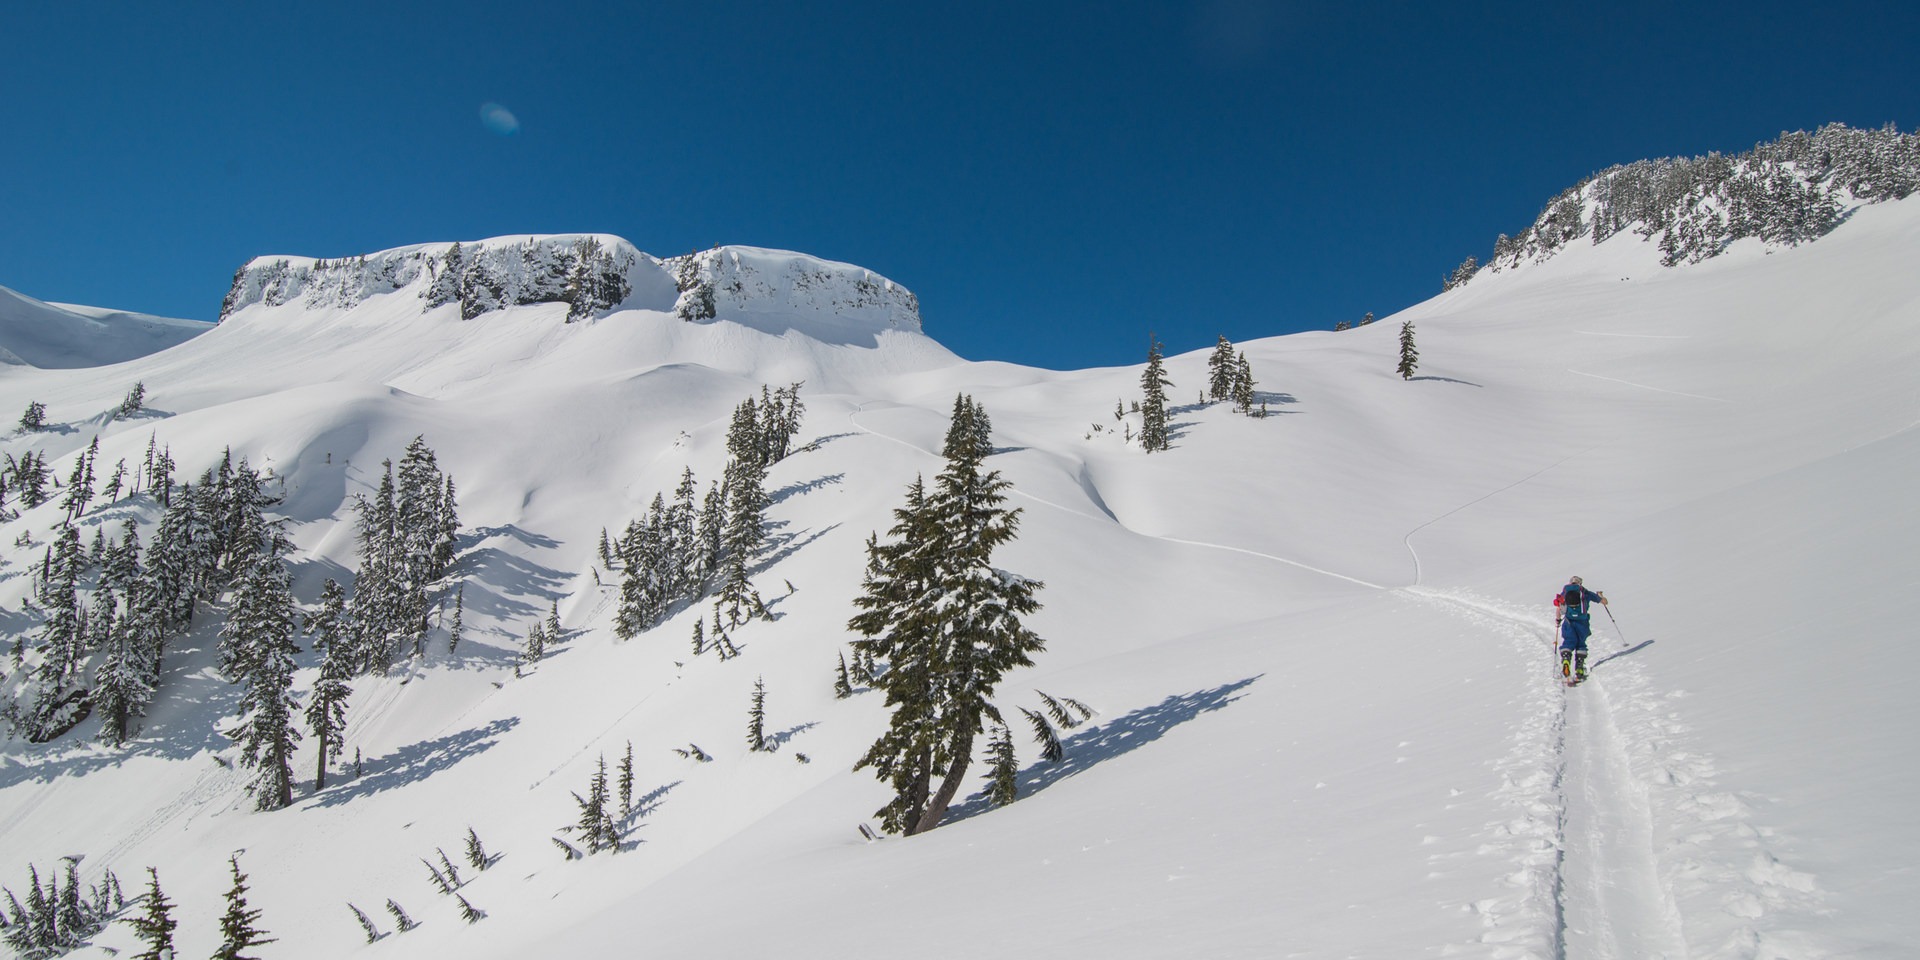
[3,1,1915,369]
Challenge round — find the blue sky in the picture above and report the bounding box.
[3,1,1915,369]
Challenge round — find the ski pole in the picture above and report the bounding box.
[1602,603,1627,648]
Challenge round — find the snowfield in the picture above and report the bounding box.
[1,201,1916,959]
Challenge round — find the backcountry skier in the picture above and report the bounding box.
[1553,576,1607,682]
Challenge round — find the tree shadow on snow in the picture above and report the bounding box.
[943,675,1263,825]
[307,717,519,808]
[615,779,684,850]
[768,472,844,506]
[1407,376,1481,387]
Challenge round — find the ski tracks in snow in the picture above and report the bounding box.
[1409,587,1828,960]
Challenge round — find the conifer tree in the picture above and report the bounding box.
[305,580,353,790]
[18,401,46,433]
[747,676,769,752]
[618,742,635,820]
[384,898,417,932]
[985,723,1019,807]
[1398,320,1420,380]
[1232,351,1257,415]
[833,651,854,699]
[851,398,1046,835]
[455,893,484,924]
[717,404,770,627]
[447,584,464,654]
[221,520,301,811]
[572,755,617,853]
[212,854,274,960]
[1140,336,1173,452]
[522,621,546,666]
[1358,310,1376,326]
[348,902,381,943]
[545,600,562,646]
[1334,318,1351,332]
[1206,335,1237,401]
[464,827,490,872]
[124,868,177,960]
[93,611,152,746]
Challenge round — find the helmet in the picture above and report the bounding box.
[1569,575,1583,585]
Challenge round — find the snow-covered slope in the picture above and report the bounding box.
[0,285,211,370]
[1,201,1915,960]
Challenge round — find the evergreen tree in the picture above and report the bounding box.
[305,580,353,790]
[747,676,769,752]
[985,723,1019,807]
[116,382,146,418]
[1358,311,1376,326]
[18,401,46,433]
[1139,336,1173,452]
[833,651,854,699]
[1398,320,1420,380]
[464,827,490,872]
[61,443,96,523]
[211,854,274,960]
[221,522,302,811]
[384,899,417,932]
[1334,318,1351,332]
[123,868,176,960]
[1231,351,1257,415]
[521,622,546,666]
[618,742,635,820]
[16,451,49,507]
[93,608,152,746]
[1206,335,1237,401]
[572,755,617,853]
[545,600,561,646]
[455,893,484,924]
[717,429,769,628]
[851,397,1046,835]
[348,902,381,943]
[447,584,464,654]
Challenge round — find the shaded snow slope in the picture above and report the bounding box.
[1,201,1915,960]
[0,284,211,369]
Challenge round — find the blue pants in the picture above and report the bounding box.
[1559,618,1591,652]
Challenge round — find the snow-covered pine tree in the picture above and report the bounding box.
[1206,335,1237,402]
[93,608,152,746]
[211,854,274,960]
[348,902,381,943]
[123,867,176,960]
[384,898,417,932]
[545,600,562,646]
[690,617,704,656]
[522,621,546,666]
[851,398,1046,835]
[1140,336,1173,452]
[1398,320,1419,380]
[304,579,353,790]
[1334,318,1351,332]
[349,461,403,674]
[455,893,484,924]
[747,676,769,752]
[220,514,301,811]
[436,849,461,889]
[60,443,95,523]
[422,858,452,895]
[717,400,771,627]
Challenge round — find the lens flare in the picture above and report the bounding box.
[479,103,521,136]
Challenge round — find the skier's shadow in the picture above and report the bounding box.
[1592,639,1655,670]
[945,675,1262,824]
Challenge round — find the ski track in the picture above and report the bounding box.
[1409,587,1828,960]
[1563,369,1733,404]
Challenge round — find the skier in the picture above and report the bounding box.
[1553,575,1607,683]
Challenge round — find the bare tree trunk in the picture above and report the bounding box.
[912,729,977,835]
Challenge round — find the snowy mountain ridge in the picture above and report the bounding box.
[218,235,923,340]
[0,285,211,370]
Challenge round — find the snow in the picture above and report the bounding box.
[0,285,211,370]
[1,197,1917,959]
